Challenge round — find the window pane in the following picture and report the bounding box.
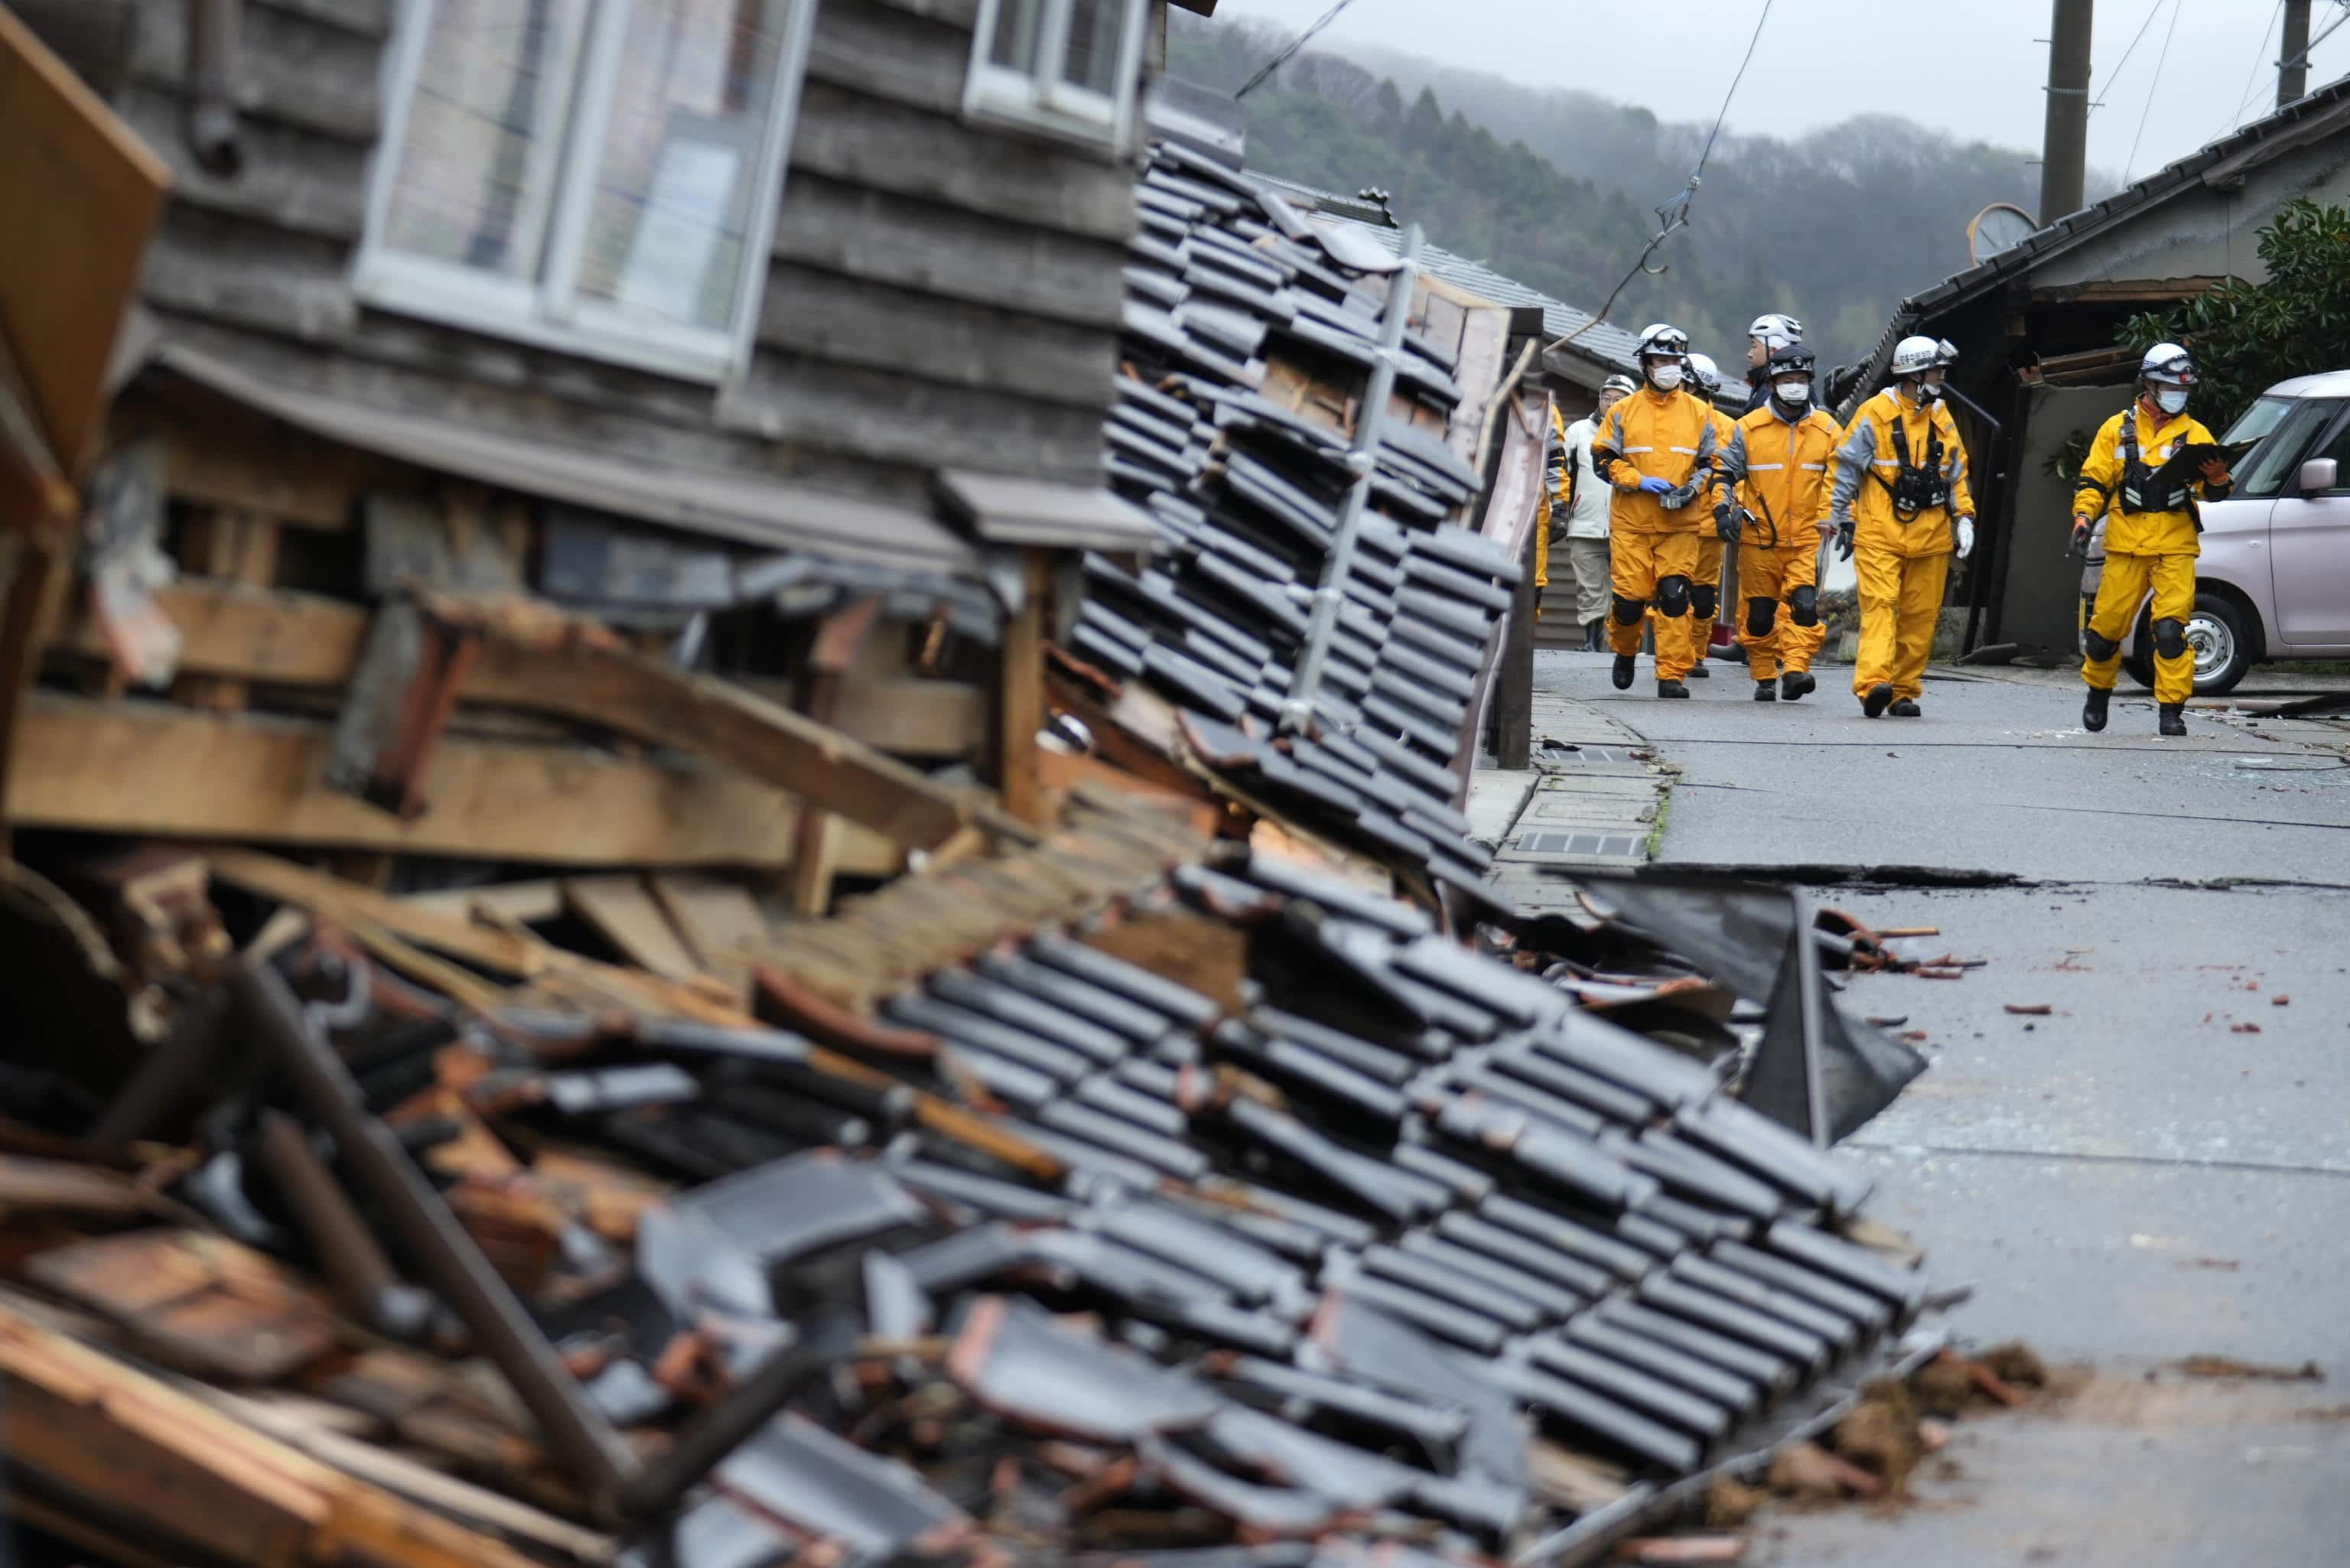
[1061,0,1128,96]
[2235,399,2340,498]
[573,0,793,334]
[382,0,588,277]
[988,0,1043,71]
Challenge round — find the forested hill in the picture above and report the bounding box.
[1170,18,2050,373]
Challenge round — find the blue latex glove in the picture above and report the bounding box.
[1636,476,1673,496]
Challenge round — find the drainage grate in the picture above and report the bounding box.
[1511,830,1643,858]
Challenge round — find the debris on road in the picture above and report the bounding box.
[2177,1356,2326,1382]
[2003,1004,2054,1017]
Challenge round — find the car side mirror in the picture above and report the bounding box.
[2300,457,2339,493]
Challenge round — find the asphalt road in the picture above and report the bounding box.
[1531,649,2350,1566]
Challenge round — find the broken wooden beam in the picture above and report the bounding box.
[11,694,902,871]
[423,593,1039,851]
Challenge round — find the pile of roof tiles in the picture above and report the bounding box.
[1075,140,1517,899]
[0,808,1938,1568]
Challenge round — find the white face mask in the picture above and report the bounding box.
[1649,364,1684,391]
[1773,381,1811,405]
[2155,386,2189,415]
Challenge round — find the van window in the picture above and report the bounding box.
[2231,398,2344,497]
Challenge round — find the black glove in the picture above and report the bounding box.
[2068,518,2092,558]
[1661,479,1701,511]
[1833,517,1855,561]
[1713,502,1743,545]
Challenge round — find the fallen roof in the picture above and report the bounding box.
[1841,70,2350,411]
[1242,172,1652,379]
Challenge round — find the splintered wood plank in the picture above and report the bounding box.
[395,878,565,927]
[649,873,767,999]
[562,875,705,983]
[12,695,900,870]
[0,5,169,482]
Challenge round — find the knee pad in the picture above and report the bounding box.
[1789,584,1819,626]
[2082,626,2121,660]
[1655,575,1692,618]
[1744,597,1777,636]
[1691,584,1719,622]
[1611,594,1648,626]
[2153,617,2189,659]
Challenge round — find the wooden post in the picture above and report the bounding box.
[0,538,67,856]
[997,549,1050,827]
[1489,524,1538,770]
[173,509,282,711]
[789,596,883,915]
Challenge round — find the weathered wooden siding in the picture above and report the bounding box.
[107,0,1128,516]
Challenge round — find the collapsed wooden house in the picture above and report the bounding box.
[5,0,1195,906]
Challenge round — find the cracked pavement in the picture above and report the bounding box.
[1529,649,2350,1566]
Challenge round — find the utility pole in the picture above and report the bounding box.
[2039,0,2092,225]
[2280,0,2313,108]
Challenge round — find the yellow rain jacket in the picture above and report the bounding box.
[1714,403,1843,549]
[1593,384,1720,535]
[2071,405,2229,557]
[1828,388,1975,558]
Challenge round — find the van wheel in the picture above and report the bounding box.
[2122,592,2252,695]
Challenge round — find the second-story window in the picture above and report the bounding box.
[965,0,1147,151]
[356,0,815,382]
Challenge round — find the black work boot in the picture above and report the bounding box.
[2082,686,2110,732]
[2159,703,2187,737]
[1754,680,1778,702]
[1584,619,1606,651]
[1861,683,1894,717]
[1687,662,1710,678]
[1611,655,1636,690]
[1889,698,1921,717]
[1780,670,1816,701]
[1657,679,1691,699]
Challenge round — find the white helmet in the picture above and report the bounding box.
[1600,373,1639,398]
[1634,323,1691,360]
[1686,352,1723,396]
[1748,313,1803,353]
[2140,342,2197,387]
[1933,338,1960,369]
[1890,335,1941,378]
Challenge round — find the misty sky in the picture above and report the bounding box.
[1212,0,2350,192]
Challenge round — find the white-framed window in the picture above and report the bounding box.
[355,0,817,383]
[965,0,1149,151]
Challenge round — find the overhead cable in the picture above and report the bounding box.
[1235,0,1365,100]
[1548,0,1777,353]
[2123,0,2182,182]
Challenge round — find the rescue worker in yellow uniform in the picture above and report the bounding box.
[1710,346,1836,701]
[1678,352,1736,677]
[1828,334,1977,717]
[1592,324,1723,698]
[2072,343,2234,737]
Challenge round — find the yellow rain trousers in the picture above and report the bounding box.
[2072,404,2227,708]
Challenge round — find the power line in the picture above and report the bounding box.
[2218,0,2287,138]
[2088,0,2167,113]
[1234,0,1363,100]
[1550,0,1777,350]
[2122,0,2181,182]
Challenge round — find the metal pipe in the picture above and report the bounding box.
[2036,0,2092,225]
[253,1109,436,1343]
[616,1311,860,1521]
[1280,223,1425,735]
[230,964,636,1507]
[185,0,244,176]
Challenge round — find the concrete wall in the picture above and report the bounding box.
[2036,138,2350,290]
[1997,383,2133,650]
